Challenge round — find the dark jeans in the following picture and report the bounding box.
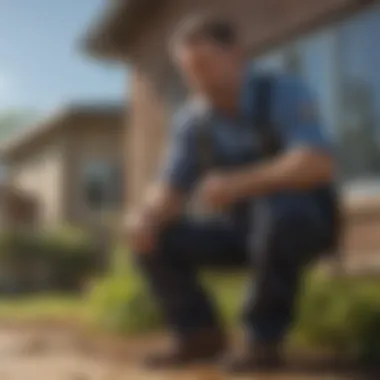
[135,201,333,344]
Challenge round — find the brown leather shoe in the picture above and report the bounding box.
[223,341,284,374]
[143,328,226,369]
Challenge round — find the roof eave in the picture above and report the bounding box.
[81,0,376,62]
[0,104,126,162]
[80,0,138,61]
[80,0,165,61]
[0,108,70,163]
[79,33,127,62]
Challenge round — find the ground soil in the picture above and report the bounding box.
[1,251,379,379]
[0,321,376,380]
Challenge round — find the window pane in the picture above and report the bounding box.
[336,7,380,181]
[82,160,123,211]
[297,29,339,139]
[255,4,380,186]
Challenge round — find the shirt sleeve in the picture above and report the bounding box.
[159,112,200,193]
[280,76,332,153]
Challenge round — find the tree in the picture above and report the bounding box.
[0,110,38,142]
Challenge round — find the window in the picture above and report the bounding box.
[82,159,123,211]
[254,4,380,186]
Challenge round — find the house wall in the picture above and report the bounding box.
[64,118,125,227]
[9,135,67,226]
[8,116,125,229]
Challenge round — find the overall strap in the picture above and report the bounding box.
[254,74,342,253]
[195,114,215,171]
[253,75,282,158]
[255,75,274,130]
[195,74,279,170]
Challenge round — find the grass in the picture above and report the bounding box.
[1,266,380,364]
[0,294,85,323]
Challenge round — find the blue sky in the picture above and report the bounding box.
[0,0,127,114]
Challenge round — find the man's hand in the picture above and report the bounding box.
[125,211,159,255]
[196,172,237,210]
[125,182,185,254]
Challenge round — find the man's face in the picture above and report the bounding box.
[173,40,241,98]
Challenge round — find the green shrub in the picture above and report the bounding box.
[86,249,380,365]
[86,258,247,335]
[87,272,162,335]
[294,275,380,363]
[109,244,133,276]
[87,249,162,334]
[202,271,248,325]
[294,276,354,348]
[0,229,40,261]
[39,226,96,283]
[0,226,97,291]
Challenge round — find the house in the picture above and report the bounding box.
[80,0,380,256]
[0,183,38,230]
[0,103,125,230]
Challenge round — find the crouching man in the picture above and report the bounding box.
[125,14,338,374]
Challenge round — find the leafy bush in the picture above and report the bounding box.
[86,248,246,335]
[87,259,162,334]
[38,226,96,284]
[294,275,380,364]
[86,246,380,364]
[87,271,246,335]
[202,271,247,325]
[0,226,97,291]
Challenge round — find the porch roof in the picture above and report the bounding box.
[0,102,125,162]
[80,0,375,61]
[80,0,162,61]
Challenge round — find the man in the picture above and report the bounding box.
[126,14,336,373]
